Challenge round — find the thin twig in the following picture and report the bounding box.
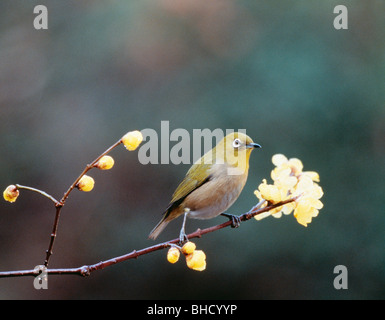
[15,184,59,205]
[43,206,62,266]
[0,196,299,278]
[59,139,123,205]
[43,139,122,267]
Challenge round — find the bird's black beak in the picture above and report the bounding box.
[246,143,262,149]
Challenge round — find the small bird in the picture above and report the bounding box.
[149,132,261,241]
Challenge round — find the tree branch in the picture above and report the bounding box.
[43,139,122,267]
[0,196,298,278]
[15,184,59,205]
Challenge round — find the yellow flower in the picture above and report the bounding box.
[3,185,19,203]
[121,130,143,151]
[77,175,95,192]
[166,242,207,270]
[271,154,288,167]
[294,198,321,227]
[257,179,284,203]
[272,154,303,175]
[186,250,206,271]
[271,166,297,190]
[95,155,115,170]
[303,171,320,182]
[255,154,323,227]
[182,241,196,255]
[292,175,324,226]
[254,179,292,219]
[167,247,180,264]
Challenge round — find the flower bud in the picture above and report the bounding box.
[121,130,143,151]
[167,247,180,264]
[181,241,196,255]
[77,175,95,192]
[95,155,114,170]
[186,250,206,271]
[3,185,19,203]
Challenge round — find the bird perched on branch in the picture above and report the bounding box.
[149,132,261,242]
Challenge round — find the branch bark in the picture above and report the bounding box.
[0,197,298,278]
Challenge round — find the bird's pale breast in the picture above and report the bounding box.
[184,164,248,219]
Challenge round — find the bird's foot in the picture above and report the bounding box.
[221,213,241,228]
[179,230,189,245]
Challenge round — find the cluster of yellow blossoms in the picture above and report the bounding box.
[254,154,323,227]
[3,130,144,200]
[167,241,206,271]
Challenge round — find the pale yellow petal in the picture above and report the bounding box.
[271,166,291,181]
[271,211,283,218]
[288,158,303,174]
[278,175,298,190]
[272,154,288,167]
[259,183,282,203]
[312,184,324,199]
[296,175,314,193]
[281,203,295,215]
[294,200,319,226]
[186,250,206,271]
[311,208,319,218]
[254,211,271,220]
[312,199,324,210]
[254,190,263,202]
[303,171,320,182]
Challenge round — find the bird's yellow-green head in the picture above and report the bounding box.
[201,132,261,176]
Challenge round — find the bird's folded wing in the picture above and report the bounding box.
[170,163,212,205]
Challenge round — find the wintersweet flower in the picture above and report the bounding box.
[166,241,207,271]
[254,154,323,226]
[76,175,95,192]
[257,179,284,203]
[167,247,180,264]
[121,130,143,151]
[185,250,206,271]
[254,179,291,218]
[95,155,114,170]
[3,185,19,203]
[292,175,324,226]
[181,241,196,255]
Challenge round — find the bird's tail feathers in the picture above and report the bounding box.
[148,217,170,240]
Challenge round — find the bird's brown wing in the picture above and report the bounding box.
[149,163,212,239]
[164,163,212,218]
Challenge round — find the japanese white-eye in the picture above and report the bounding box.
[149,132,261,241]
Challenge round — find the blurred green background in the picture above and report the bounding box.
[0,0,384,299]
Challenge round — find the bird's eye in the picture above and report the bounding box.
[232,139,241,148]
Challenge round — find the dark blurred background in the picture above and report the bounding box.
[0,0,384,299]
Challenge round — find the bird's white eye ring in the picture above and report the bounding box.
[232,138,241,148]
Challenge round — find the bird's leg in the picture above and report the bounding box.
[221,213,241,228]
[179,209,190,244]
